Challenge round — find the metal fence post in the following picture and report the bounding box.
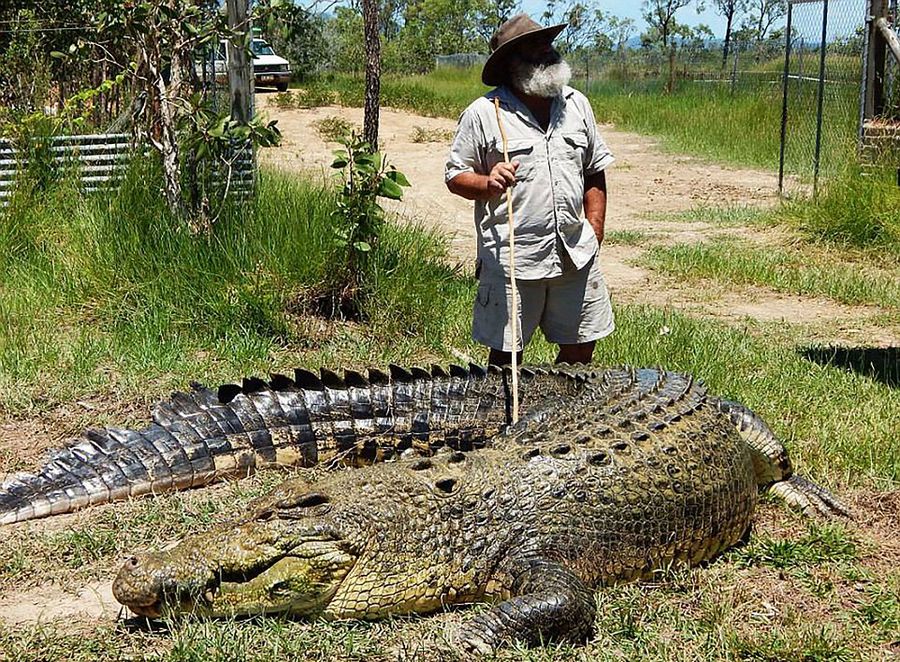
[813,0,830,195]
[860,0,875,152]
[780,3,795,194]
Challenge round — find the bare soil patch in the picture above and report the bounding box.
[258,97,897,345]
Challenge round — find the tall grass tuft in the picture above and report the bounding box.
[778,169,900,255]
[0,161,459,410]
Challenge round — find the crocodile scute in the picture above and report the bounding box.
[0,363,590,525]
[110,365,849,654]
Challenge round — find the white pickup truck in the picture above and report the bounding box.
[250,39,291,91]
[196,38,292,92]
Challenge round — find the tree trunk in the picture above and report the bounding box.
[667,45,676,93]
[362,0,381,149]
[148,43,183,217]
[226,0,253,125]
[722,12,734,69]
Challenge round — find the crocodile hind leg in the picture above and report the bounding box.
[717,399,851,518]
[454,560,596,655]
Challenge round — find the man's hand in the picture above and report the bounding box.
[446,161,520,201]
[487,160,519,196]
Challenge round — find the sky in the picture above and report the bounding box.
[520,1,754,41]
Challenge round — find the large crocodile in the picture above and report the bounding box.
[0,364,590,525]
[111,366,848,654]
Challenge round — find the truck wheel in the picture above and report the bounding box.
[276,83,289,92]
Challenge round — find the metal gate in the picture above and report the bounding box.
[778,0,869,195]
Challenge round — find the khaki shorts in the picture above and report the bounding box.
[472,256,615,352]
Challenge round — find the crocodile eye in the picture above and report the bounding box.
[276,492,330,510]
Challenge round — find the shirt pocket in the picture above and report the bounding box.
[562,132,588,169]
[489,139,536,182]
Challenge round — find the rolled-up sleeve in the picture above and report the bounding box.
[445,107,484,183]
[579,97,615,176]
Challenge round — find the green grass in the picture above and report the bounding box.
[1,161,899,660]
[309,66,861,177]
[0,164,468,413]
[641,206,771,227]
[733,521,859,570]
[604,229,651,246]
[777,169,900,254]
[642,237,900,310]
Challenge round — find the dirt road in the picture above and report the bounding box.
[258,98,896,346]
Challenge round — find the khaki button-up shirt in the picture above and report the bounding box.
[445,85,614,280]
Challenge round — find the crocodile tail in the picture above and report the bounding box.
[0,364,535,525]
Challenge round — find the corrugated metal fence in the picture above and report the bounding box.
[0,133,255,206]
[0,133,133,205]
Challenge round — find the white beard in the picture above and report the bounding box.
[509,59,572,98]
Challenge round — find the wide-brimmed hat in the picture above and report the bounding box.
[482,14,567,87]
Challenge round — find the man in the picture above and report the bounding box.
[445,14,615,367]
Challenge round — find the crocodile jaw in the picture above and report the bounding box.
[113,524,357,618]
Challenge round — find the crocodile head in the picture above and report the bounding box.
[112,478,358,618]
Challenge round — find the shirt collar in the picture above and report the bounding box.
[490,85,574,133]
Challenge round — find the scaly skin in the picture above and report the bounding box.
[113,367,849,653]
[0,364,592,525]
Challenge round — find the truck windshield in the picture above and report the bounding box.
[251,41,275,56]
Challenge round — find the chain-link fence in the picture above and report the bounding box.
[778,0,867,195]
[435,53,487,69]
[889,1,900,118]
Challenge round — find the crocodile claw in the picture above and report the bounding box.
[768,474,853,519]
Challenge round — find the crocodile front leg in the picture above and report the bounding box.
[456,560,596,654]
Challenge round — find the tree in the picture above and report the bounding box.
[473,0,519,46]
[711,0,747,67]
[397,0,484,72]
[641,0,697,92]
[326,7,366,73]
[256,0,328,81]
[362,0,381,147]
[605,15,637,54]
[745,0,786,44]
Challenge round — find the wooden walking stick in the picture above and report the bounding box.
[493,97,520,424]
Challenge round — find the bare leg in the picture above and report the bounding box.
[488,348,524,367]
[555,341,595,365]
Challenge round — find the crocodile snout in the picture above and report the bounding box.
[113,553,214,618]
[113,555,165,616]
